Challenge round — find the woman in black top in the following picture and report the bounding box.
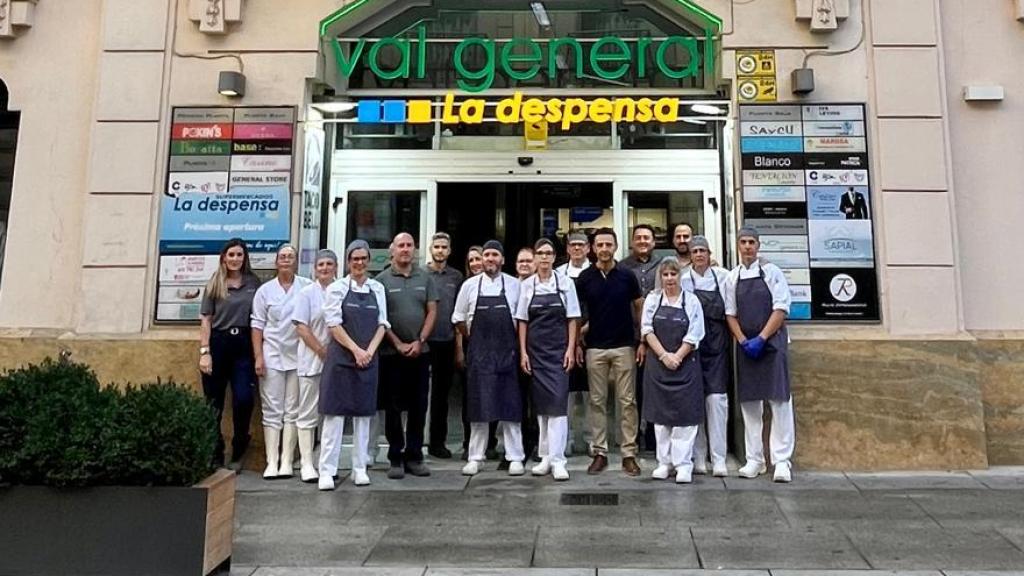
[199,238,262,471]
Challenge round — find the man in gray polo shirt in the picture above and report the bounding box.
[377,232,439,479]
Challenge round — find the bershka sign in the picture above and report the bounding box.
[328,23,714,93]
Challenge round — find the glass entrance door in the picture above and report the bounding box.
[329,180,436,272]
[614,178,722,261]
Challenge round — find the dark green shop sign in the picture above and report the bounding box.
[330,24,714,93]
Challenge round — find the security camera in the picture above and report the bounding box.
[517,156,534,166]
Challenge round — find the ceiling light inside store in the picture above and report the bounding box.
[682,118,707,125]
[531,2,551,28]
[690,104,724,115]
[312,102,359,113]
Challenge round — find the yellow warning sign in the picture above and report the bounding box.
[736,50,776,77]
[736,50,777,102]
[524,120,548,150]
[737,77,777,102]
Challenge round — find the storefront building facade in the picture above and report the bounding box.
[0,0,1021,469]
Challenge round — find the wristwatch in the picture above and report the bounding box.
[199,346,211,356]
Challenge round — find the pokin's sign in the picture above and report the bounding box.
[327,23,715,93]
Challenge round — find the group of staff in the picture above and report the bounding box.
[196,224,795,490]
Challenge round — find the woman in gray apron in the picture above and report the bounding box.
[456,240,524,476]
[515,238,581,481]
[686,235,731,478]
[317,240,389,490]
[725,227,795,483]
[641,258,706,484]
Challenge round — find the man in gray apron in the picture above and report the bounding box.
[683,235,732,478]
[452,240,525,476]
[724,227,795,483]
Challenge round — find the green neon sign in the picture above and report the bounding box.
[328,24,715,93]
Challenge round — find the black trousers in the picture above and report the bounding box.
[201,328,257,463]
[428,340,456,449]
[380,354,430,465]
[518,372,539,458]
[635,362,656,450]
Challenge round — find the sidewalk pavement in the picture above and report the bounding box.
[227,455,1024,575]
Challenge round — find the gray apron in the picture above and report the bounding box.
[642,294,705,427]
[735,269,791,402]
[319,280,379,417]
[690,270,730,396]
[466,276,523,422]
[525,277,570,416]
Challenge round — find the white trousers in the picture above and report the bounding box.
[469,421,524,462]
[537,415,569,467]
[318,415,371,478]
[294,375,322,430]
[654,424,699,471]
[741,398,795,466]
[260,368,299,429]
[694,393,730,468]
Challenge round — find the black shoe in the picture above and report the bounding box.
[461,450,469,462]
[428,445,453,459]
[387,465,405,480]
[405,461,432,477]
[497,459,510,471]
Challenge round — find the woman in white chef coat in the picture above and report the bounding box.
[640,258,705,484]
[251,244,312,480]
[290,249,339,482]
[515,238,580,481]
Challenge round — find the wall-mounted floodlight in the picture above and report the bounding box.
[218,70,246,97]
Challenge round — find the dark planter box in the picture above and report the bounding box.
[0,469,236,576]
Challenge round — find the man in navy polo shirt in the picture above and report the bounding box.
[576,228,644,476]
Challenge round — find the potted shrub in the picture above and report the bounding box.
[0,359,236,576]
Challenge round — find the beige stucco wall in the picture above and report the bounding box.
[0,0,1014,339]
[940,0,1024,332]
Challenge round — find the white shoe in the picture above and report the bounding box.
[552,464,570,481]
[508,461,525,476]
[531,458,551,476]
[651,464,671,480]
[353,469,371,486]
[318,475,335,491]
[738,461,767,478]
[693,461,708,475]
[712,463,729,477]
[462,461,481,476]
[278,424,296,478]
[773,462,792,483]
[297,428,319,482]
[263,427,281,480]
[675,468,693,484]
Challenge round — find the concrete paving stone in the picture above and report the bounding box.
[237,473,350,493]
[998,528,1024,552]
[843,527,1024,570]
[354,469,471,492]
[229,566,258,576]
[236,493,369,525]
[692,527,869,570]
[905,490,1024,529]
[598,565,765,569]
[534,526,699,568]
[363,525,535,566]
[599,571,767,576]
[773,491,939,528]
[967,467,1024,490]
[466,472,726,492]
[251,568,426,576]
[770,565,937,569]
[423,565,593,569]
[771,571,942,576]
[490,492,645,528]
[722,472,856,492]
[636,490,791,529]
[233,525,388,567]
[942,572,1024,576]
[845,472,987,491]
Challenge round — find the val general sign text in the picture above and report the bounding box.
[329,24,716,92]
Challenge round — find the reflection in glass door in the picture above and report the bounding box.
[615,178,721,261]
[329,180,434,273]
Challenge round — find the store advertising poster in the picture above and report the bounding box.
[808,186,871,220]
[808,220,875,267]
[810,267,880,320]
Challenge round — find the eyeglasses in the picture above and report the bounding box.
[535,250,555,257]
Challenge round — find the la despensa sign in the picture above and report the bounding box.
[330,24,714,93]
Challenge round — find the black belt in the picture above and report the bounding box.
[215,327,247,336]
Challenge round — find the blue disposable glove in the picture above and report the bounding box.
[743,336,766,359]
